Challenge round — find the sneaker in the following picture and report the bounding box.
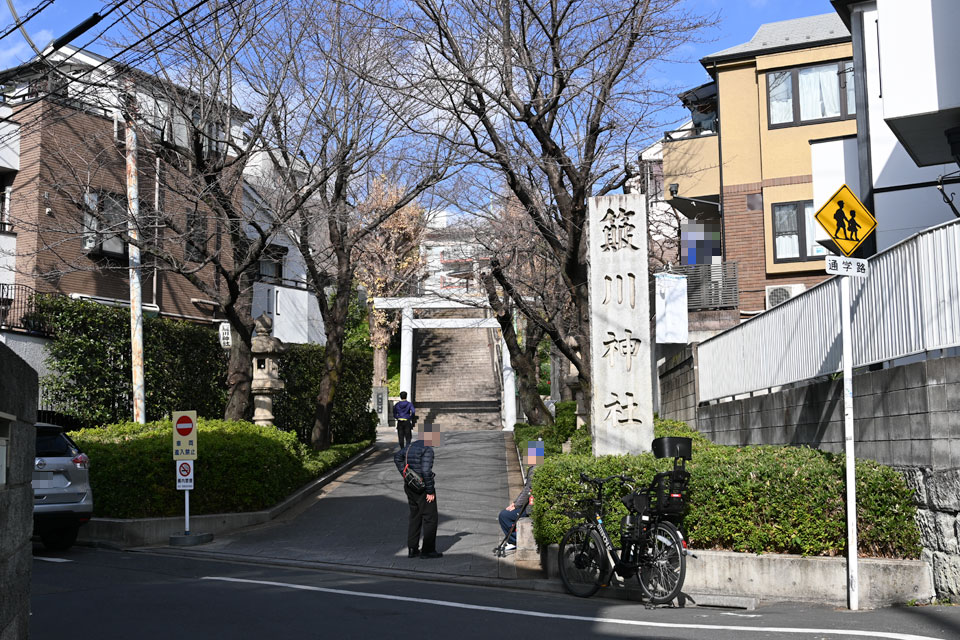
[420,550,444,559]
[504,543,517,551]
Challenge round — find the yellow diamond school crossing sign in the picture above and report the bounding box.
[814,184,876,257]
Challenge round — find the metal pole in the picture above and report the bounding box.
[126,109,146,424]
[185,488,190,535]
[841,275,859,610]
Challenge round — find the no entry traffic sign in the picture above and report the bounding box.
[177,460,194,490]
[172,410,198,460]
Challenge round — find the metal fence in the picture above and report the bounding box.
[671,262,738,310]
[0,283,56,334]
[697,220,960,402]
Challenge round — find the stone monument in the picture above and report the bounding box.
[587,193,654,455]
[251,313,286,427]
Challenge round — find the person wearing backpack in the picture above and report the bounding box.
[394,426,442,559]
[393,391,415,449]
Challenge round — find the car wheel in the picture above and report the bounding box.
[40,524,79,551]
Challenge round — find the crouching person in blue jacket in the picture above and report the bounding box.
[499,440,543,551]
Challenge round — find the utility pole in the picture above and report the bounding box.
[125,94,146,424]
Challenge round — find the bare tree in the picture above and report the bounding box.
[260,0,454,449]
[355,180,429,388]
[405,0,710,410]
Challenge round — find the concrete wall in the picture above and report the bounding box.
[0,341,38,640]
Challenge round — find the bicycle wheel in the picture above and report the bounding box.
[638,521,686,605]
[558,526,606,598]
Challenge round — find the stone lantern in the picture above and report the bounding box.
[251,313,286,426]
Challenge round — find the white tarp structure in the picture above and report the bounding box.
[655,273,689,344]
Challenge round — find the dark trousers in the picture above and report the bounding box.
[404,485,438,553]
[499,507,522,544]
[397,420,413,448]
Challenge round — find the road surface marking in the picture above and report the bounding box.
[34,557,72,563]
[201,576,945,640]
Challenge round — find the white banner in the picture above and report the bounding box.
[655,273,689,344]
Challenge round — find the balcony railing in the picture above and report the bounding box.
[670,263,738,311]
[0,283,59,334]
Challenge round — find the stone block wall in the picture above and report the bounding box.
[658,345,698,429]
[0,342,38,640]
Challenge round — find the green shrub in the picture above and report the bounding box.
[274,344,377,445]
[569,425,592,455]
[531,419,921,559]
[35,296,227,425]
[73,419,370,518]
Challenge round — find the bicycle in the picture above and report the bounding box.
[557,436,692,605]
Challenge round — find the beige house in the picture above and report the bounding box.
[663,13,858,315]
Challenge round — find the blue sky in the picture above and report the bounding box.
[0,0,839,130]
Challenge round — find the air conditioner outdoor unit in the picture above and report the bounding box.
[765,283,806,309]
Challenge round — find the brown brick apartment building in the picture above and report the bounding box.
[0,54,234,326]
[663,13,857,315]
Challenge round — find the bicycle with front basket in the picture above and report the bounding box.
[558,436,692,605]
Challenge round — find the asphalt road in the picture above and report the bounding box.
[31,546,960,640]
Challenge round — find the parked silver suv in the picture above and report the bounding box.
[33,423,93,550]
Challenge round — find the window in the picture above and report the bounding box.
[767,60,855,128]
[772,200,826,262]
[82,192,126,257]
[259,245,286,283]
[184,209,207,262]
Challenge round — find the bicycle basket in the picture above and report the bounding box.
[651,469,690,516]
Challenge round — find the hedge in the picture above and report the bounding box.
[273,344,378,445]
[73,419,371,518]
[35,296,227,425]
[531,419,921,559]
[513,401,579,456]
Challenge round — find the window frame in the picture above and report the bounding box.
[82,191,128,259]
[771,199,820,264]
[258,245,287,283]
[766,60,855,129]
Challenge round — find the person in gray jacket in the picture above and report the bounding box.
[498,440,544,551]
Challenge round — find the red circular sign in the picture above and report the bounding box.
[178,462,191,476]
[176,415,194,437]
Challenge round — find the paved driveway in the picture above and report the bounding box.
[190,431,519,578]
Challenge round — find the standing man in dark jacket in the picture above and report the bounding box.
[393,391,415,449]
[394,426,442,559]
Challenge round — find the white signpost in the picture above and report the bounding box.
[587,193,654,455]
[814,184,876,611]
[172,411,198,536]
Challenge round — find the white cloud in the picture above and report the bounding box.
[0,28,52,68]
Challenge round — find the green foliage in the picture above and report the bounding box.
[387,344,401,396]
[513,401,580,457]
[531,419,922,559]
[35,296,227,426]
[274,344,377,445]
[72,419,370,518]
[537,338,551,395]
[569,425,592,455]
[342,291,371,351]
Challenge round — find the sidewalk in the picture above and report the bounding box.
[169,429,524,579]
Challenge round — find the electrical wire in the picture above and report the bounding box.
[0,0,55,45]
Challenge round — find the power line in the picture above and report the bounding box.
[0,0,55,45]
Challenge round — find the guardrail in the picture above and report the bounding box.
[0,283,58,334]
[667,263,738,310]
[696,220,960,402]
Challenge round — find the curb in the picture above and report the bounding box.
[133,546,754,609]
[78,444,378,549]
